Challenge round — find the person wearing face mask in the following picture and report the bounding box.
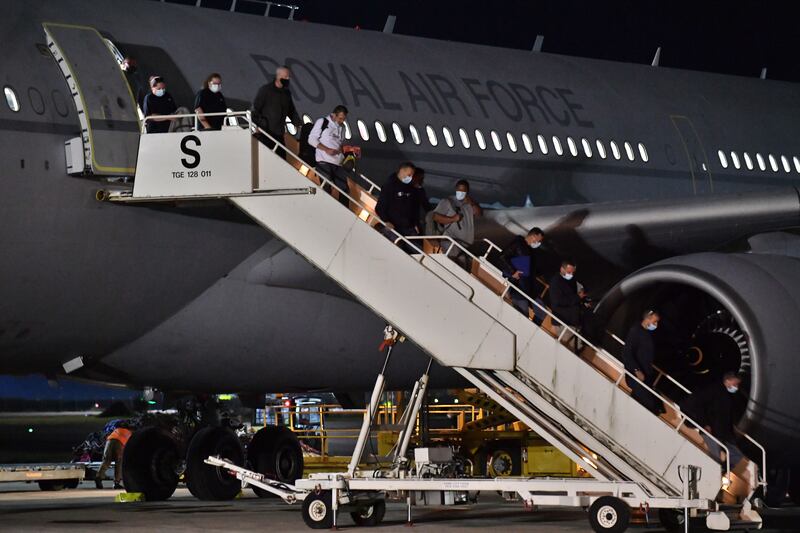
[680,372,746,468]
[143,76,178,134]
[194,73,227,131]
[308,105,350,207]
[121,57,146,110]
[496,228,546,321]
[251,65,300,158]
[375,162,424,247]
[431,179,483,268]
[621,310,663,414]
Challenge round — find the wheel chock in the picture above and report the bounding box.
[115,492,145,503]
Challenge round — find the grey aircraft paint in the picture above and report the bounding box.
[2,0,800,458]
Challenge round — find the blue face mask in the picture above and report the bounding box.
[155,88,165,97]
[646,323,657,331]
[455,191,467,201]
[562,272,573,281]
[401,175,413,184]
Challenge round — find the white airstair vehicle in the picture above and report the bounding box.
[104,111,767,532]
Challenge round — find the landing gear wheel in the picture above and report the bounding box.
[588,496,630,533]
[186,426,244,501]
[350,499,386,526]
[122,426,180,501]
[302,491,334,529]
[658,508,686,531]
[247,426,304,498]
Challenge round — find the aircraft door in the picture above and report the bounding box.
[670,116,713,194]
[44,23,140,176]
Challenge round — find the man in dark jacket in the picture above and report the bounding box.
[496,228,545,320]
[251,65,300,157]
[376,162,423,249]
[621,310,662,414]
[680,372,745,467]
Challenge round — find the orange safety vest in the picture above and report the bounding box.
[107,428,132,446]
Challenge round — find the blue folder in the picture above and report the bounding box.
[510,256,531,277]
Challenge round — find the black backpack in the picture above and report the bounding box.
[298,118,328,165]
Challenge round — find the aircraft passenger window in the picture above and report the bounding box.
[475,129,487,150]
[442,127,455,148]
[768,154,779,172]
[794,156,800,173]
[459,128,471,149]
[302,114,313,124]
[375,121,388,143]
[581,138,593,158]
[344,121,352,140]
[742,152,753,170]
[610,141,621,160]
[596,139,607,159]
[756,153,766,171]
[717,150,728,168]
[781,155,791,173]
[537,135,549,155]
[426,125,438,146]
[730,151,741,170]
[567,137,578,157]
[391,122,404,144]
[490,130,503,151]
[409,124,421,145]
[285,117,297,135]
[357,120,370,141]
[552,136,564,156]
[521,133,533,154]
[638,143,649,163]
[624,141,635,161]
[506,132,518,153]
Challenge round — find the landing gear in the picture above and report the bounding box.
[588,496,630,533]
[350,499,386,526]
[122,427,180,501]
[302,491,334,529]
[185,426,244,501]
[247,425,304,497]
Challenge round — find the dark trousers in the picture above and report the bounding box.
[509,277,546,324]
[255,131,287,160]
[96,439,124,483]
[382,225,420,254]
[629,375,663,415]
[316,161,351,207]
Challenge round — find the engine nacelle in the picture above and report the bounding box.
[596,252,800,465]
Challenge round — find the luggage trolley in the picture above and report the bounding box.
[207,326,717,532]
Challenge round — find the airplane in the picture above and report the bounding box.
[2,0,800,504]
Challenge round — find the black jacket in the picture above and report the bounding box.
[496,236,537,276]
[548,274,581,326]
[251,80,300,137]
[680,382,736,442]
[622,325,656,381]
[375,175,423,231]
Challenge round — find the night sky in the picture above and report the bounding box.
[175,0,800,82]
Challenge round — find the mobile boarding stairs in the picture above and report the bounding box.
[104,111,767,531]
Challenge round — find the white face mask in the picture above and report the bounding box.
[646,323,658,331]
[562,272,574,281]
[455,190,467,201]
[209,83,221,93]
[155,88,165,97]
[726,385,738,394]
[529,241,541,249]
[401,174,413,184]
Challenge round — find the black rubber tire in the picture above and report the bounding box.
[247,426,304,497]
[37,480,65,491]
[588,496,630,533]
[64,478,80,489]
[658,508,686,531]
[350,499,386,526]
[122,426,180,501]
[482,444,522,477]
[302,491,334,529]
[185,427,244,501]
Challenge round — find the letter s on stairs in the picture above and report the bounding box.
[180,135,202,169]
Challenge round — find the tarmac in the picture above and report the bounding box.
[2,482,800,532]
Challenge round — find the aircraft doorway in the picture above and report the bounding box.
[670,116,714,194]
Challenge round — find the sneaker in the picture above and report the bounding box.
[113,482,123,490]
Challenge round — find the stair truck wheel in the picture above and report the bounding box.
[588,496,630,533]
[302,490,334,529]
[122,426,180,501]
[37,480,65,491]
[247,425,304,497]
[658,508,686,531]
[185,426,244,501]
[350,499,386,526]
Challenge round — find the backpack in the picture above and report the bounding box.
[424,198,455,236]
[298,117,328,165]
